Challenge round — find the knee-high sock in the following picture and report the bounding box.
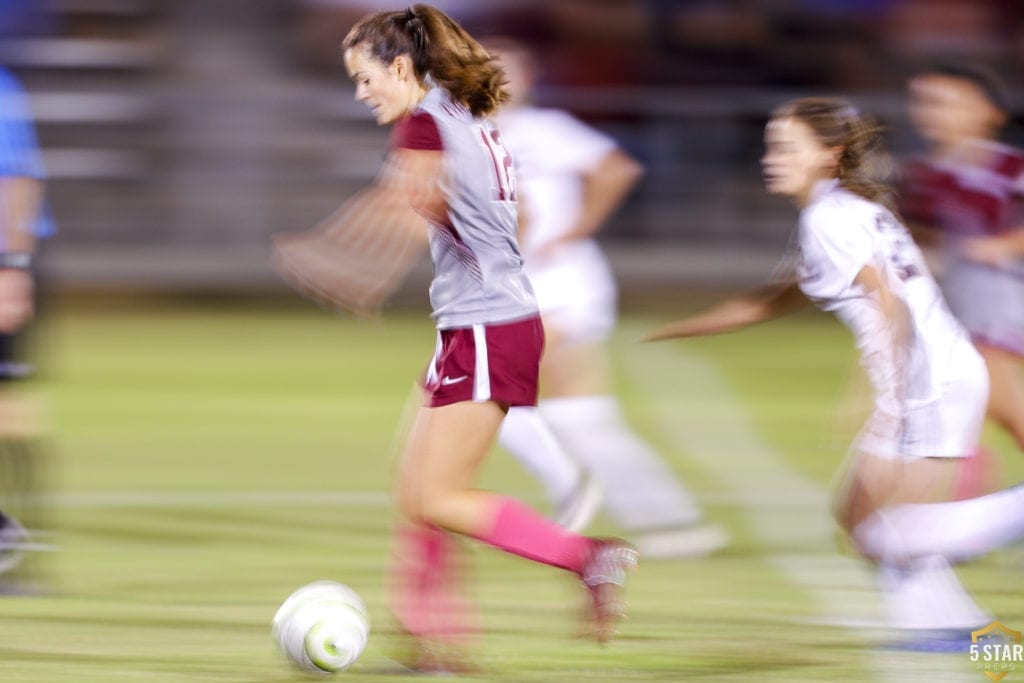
[390,524,477,642]
[499,407,581,506]
[853,485,1024,564]
[477,498,592,574]
[540,395,701,530]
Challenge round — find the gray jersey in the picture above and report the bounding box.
[393,88,537,329]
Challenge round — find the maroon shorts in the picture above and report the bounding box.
[423,315,544,408]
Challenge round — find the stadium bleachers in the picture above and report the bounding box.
[4,1,1021,288]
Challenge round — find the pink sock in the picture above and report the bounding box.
[478,498,593,574]
[429,530,478,641]
[954,447,999,501]
[390,525,477,642]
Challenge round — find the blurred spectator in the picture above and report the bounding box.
[882,0,1004,63]
[0,0,57,39]
[0,64,56,593]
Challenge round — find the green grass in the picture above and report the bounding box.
[0,301,1021,681]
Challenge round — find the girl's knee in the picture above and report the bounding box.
[396,485,426,524]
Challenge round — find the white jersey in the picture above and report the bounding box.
[796,180,979,420]
[495,106,619,342]
[496,107,616,251]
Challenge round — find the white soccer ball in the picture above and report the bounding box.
[272,581,370,674]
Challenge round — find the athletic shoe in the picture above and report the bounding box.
[884,628,979,653]
[631,522,729,559]
[387,626,480,675]
[555,475,604,533]
[580,538,638,644]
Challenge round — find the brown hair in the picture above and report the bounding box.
[774,97,896,212]
[342,4,508,117]
[921,61,1008,113]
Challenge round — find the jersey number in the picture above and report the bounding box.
[876,214,920,282]
[477,127,516,202]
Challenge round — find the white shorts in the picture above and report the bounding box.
[525,240,617,346]
[855,353,989,460]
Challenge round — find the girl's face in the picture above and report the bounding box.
[344,45,419,126]
[491,47,533,108]
[761,116,839,203]
[908,74,1004,148]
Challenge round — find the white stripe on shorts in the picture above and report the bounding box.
[472,323,491,402]
[425,331,442,387]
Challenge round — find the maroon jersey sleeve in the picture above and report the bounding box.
[899,159,942,227]
[391,112,444,151]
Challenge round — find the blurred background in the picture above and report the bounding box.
[5,0,1024,296]
[3,4,1024,681]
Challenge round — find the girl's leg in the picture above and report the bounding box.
[540,334,724,557]
[837,453,1024,632]
[839,454,1024,563]
[395,400,636,642]
[498,407,597,530]
[979,343,1024,451]
[398,401,592,571]
[390,523,479,671]
[390,524,475,641]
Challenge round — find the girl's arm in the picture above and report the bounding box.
[643,280,808,342]
[272,154,431,317]
[390,148,448,223]
[852,264,912,367]
[549,149,643,248]
[961,227,1024,267]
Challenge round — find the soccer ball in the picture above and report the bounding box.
[272,581,370,674]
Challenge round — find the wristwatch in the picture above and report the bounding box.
[0,253,32,270]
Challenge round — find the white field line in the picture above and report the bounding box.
[622,340,977,682]
[30,489,829,509]
[32,490,392,508]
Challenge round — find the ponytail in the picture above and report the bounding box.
[343,4,508,117]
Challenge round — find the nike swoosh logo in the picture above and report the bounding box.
[441,375,468,386]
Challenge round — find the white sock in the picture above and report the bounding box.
[498,407,582,506]
[878,556,991,631]
[539,395,702,531]
[854,485,1024,564]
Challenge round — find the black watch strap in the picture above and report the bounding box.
[0,253,32,270]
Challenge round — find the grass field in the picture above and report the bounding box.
[1,299,1022,682]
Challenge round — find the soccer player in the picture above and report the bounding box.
[902,63,1024,462]
[647,98,1024,640]
[0,65,55,585]
[335,5,637,669]
[488,39,727,556]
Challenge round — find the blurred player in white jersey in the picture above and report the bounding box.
[902,63,1024,466]
[648,98,1024,644]
[489,40,727,558]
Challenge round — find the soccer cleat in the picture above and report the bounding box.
[555,475,604,533]
[387,627,481,675]
[884,628,978,653]
[580,538,638,644]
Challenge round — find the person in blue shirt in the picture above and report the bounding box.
[0,65,56,586]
